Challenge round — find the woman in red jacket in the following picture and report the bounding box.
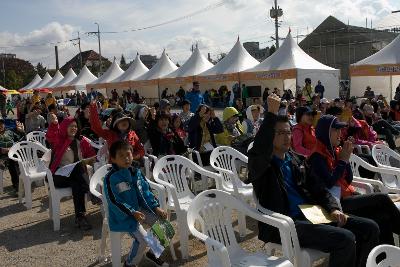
[89,101,144,160]
[46,115,96,230]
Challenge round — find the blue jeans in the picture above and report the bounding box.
[126,209,159,265]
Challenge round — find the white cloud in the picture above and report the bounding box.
[0,0,397,70]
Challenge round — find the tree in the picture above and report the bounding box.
[6,70,23,89]
[120,54,128,70]
[269,45,276,56]
[217,53,227,63]
[36,62,47,77]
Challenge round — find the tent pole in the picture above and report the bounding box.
[390,75,393,100]
[157,80,161,101]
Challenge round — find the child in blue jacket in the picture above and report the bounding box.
[104,140,168,267]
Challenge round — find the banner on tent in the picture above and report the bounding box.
[131,79,158,87]
[240,69,297,80]
[195,73,239,83]
[350,64,400,76]
[107,81,131,89]
[159,76,193,85]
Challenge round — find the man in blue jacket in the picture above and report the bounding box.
[185,81,204,113]
[104,140,168,267]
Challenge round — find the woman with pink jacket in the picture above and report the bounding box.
[46,115,96,230]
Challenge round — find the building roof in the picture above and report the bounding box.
[300,16,398,47]
[60,50,110,73]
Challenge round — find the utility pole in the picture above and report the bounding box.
[269,0,283,49]
[55,46,59,70]
[392,10,400,13]
[95,22,102,74]
[70,32,83,69]
[1,56,5,87]
[78,32,82,69]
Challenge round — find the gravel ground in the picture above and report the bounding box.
[0,170,272,267]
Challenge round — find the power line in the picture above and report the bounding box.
[96,0,227,34]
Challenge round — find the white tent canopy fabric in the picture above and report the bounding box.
[21,74,42,89]
[89,60,124,85]
[350,34,400,99]
[353,34,400,66]
[136,50,178,81]
[245,32,337,72]
[67,65,97,88]
[242,32,340,99]
[199,38,259,76]
[111,54,149,82]
[43,70,64,88]
[52,68,77,88]
[165,46,213,78]
[33,72,52,89]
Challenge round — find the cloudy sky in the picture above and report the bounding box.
[0,0,399,70]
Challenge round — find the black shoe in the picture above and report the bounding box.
[75,215,92,231]
[123,261,136,267]
[145,251,169,267]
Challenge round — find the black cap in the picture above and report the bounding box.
[182,99,191,106]
[0,118,4,124]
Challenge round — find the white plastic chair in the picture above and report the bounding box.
[252,191,329,267]
[153,155,222,259]
[372,144,400,189]
[87,137,106,150]
[210,146,253,237]
[353,144,371,155]
[350,153,400,193]
[100,167,176,267]
[366,245,400,267]
[8,141,49,209]
[187,189,294,267]
[43,164,88,231]
[26,131,47,147]
[89,164,113,262]
[188,149,216,192]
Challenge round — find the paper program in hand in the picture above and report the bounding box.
[299,205,333,224]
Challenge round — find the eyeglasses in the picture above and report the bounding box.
[275,130,292,136]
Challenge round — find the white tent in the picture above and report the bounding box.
[350,34,400,99]
[43,70,64,88]
[88,60,124,90]
[21,74,42,90]
[64,65,97,93]
[108,53,149,87]
[33,72,52,89]
[52,68,77,88]
[160,46,214,92]
[241,32,340,99]
[134,50,178,99]
[197,37,259,92]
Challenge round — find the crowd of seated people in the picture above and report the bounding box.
[3,79,400,267]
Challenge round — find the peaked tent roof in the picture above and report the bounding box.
[90,60,124,84]
[52,68,77,88]
[165,46,213,78]
[244,32,337,72]
[111,54,149,82]
[43,70,64,88]
[21,74,42,90]
[136,50,178,81]
[199,38,259,76]
[353,34,400,66]
[33,72,52,89]
[66,65,97,86]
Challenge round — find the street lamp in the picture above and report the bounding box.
[94,22,102,75]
